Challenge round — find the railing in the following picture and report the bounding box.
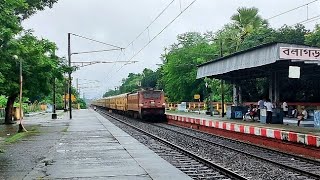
[166,102,232,114]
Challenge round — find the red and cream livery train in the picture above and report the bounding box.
[92,89,166,120]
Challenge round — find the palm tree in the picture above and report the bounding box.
[231,7,268,42]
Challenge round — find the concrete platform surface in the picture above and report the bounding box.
[166,111,320,148]
[25,109,191,180]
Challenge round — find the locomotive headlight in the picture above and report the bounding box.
[162,103,166,106]
[139,103,144,107]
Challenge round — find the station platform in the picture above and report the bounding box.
[26,109,191,180]
[166,111,320,148]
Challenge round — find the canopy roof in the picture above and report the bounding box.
[197,42,320,81]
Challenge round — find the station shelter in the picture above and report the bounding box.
[196,42,320,127]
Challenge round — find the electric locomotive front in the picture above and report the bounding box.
[138,89,165,120]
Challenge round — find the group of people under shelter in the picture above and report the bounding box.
[244,98,308,126]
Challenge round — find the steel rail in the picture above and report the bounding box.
[151,123,320,180]
[97,109,248,180]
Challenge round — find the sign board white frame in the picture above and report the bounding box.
[280,47,320,61]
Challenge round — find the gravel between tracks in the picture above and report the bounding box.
[105,112,316,180]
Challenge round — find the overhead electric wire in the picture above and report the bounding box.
[102,50,126,90]
[117,0,198,72]
[101,0,176,92]
[297,14,320,25]
[72,48,122,55]
[70,33,123,49]
[267,0,319,20]
[125,0,176,49]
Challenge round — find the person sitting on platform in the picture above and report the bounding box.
[243,104,257,121]
[288,106,298,118]
[297,106,308,126]
[282,102,288,117]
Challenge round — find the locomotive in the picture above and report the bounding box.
[92,89,166,121]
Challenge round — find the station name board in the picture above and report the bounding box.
[280,47,320,60]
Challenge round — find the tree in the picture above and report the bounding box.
[305,24,320,47]
[0,0,60,124]
[141,68,159,89]
[231,7,268,41]
[15,0,58,20]
[0,0,24,46]
[161,32,217,102]
[119,73,142,93]
[274,24,309,44]
[0,32,66,124]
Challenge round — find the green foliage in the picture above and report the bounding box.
[102,7,320,104]
[0,32,66,99]
[231,7,268,42]
[305,24,320,47]
[103,89,120,97]
[103,68,160,97]
[119,73,142,93]
[141,68,159,88]
[274,24,309,44]
[0,96,7,108]
[19,0,58,19]
[161,32,217,102]
[0,0,25,45]
[0,0,61,123]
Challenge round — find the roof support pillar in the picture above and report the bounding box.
[274,72,280,104]
[233,83,242,106]
[269,73,273,102]
[269,72,280,104]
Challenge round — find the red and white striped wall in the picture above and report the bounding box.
[167,114,320,148]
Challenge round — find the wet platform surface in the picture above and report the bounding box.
[166,111,320,148]
[167,111,320,136]
[25,109,191,179]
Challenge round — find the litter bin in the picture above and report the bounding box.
[227,106,247,119]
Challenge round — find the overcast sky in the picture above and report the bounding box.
[22,0,320,99]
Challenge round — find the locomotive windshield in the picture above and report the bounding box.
[143,91,161,99]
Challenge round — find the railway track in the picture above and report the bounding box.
[97,109,320,179]
[97,109,248,180]
[151,123,320,180]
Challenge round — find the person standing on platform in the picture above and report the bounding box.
[282,102,288,117]
[264,98,273,124]
[257,98,265,120]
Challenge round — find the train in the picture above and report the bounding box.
[92,89,166,121]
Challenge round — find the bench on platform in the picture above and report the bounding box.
[283,110,315,127]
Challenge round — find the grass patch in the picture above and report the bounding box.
[4,127,40,144]
[0,148,5,153]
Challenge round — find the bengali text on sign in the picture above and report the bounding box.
[280,47,320,60]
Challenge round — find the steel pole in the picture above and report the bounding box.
[210,93,213,116]
[18,58,26,132]
[52,78,57,119]
[19,59,22,122]
[68,33,72,119]
[220,39,225,117]
[64,79,67,111]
